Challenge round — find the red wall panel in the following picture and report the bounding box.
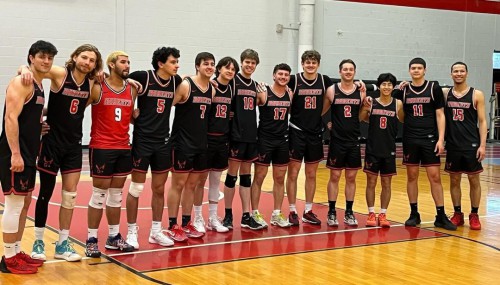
[343,0,500,14]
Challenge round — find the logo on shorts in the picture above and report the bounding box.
[95,164,106,174]
[403,154,410,162]
[133,157,142,168]
[365,161,373,169]
[230,148,239,158]
[329,158,337,166]
[43,157,53,168]
[258,153,267,162]
[289,149,294,157]
[177,160,186,169]
[446,162,452,169]
[19,179,29,191]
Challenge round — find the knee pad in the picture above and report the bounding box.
[224,174,237,188]
[89,187,107,209]
[239,174,251,187]
[128,182,144,198]
[106,187,123,208]
[2,195,24,233]
[61,190,77,209]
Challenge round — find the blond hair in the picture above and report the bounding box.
[106,51,129,71]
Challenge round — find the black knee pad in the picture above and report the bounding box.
[239,174,251,187]
[224,174,238,188]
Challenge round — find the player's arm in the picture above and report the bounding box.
[442,87,450,104]
[435,107,445,155]
[4,77,33,172]
[475,90,487,161]
[86,82,102,106]
[321,85,334,116]
[359,101,371,123]
[396,99,404,123]
[18,64,66,90]
[173,79,189,105]
[256,83,267,106]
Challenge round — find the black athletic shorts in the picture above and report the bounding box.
[289,127,324,163]
[255,136,290,167]
[228,141,258,162]
[363,153,397,176]
[172,147,208,173]
[89,148,132,178]
[326,141,362,170]
[207,135,229,171]
[131,138,172,173]
[0,157,36,195]
[402,137,441,166]
[445,148,483,174]
[37,141,82,175]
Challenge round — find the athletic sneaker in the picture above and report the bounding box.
[105,233,135,252]
[450,212,465,227]
[207,216,229,233]
[270,212,291,228]
[405,212,421,227]
[182,221,205,239]
[253,212,269,228]
[365,212,377,227]
[378,213,391,228]
[327,211,339,227]
[126,226,139,250]
[85,237,101,258]
[302,210,321,225]
[193,216,206,234]
[166,224,188,242]
[55,240,82,262]
[0,255,37,274]
[149,230,174,247]
[469,213,481,230]
[241,215,264,230]
[16,252,44,267]
[288,211,300,226]
[434,215,457,231]
[222,215,233,230]
[31,239,46,261]
[344,212,358,226]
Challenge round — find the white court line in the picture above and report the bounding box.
[43,257,93,264]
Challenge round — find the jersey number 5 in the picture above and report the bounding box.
[157,99,165,113]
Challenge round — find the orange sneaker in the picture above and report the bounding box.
[366,212,377,227]
[450,212,464,226]
[378,213,391,228]
[469,213,481,230]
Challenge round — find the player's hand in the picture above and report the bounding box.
[285,86,293,97]
[95,70,106,83]
[327,121,332,130]
[10,153,24,172]
[256,82,267,93]
[363,96,373,107]
[133,108,140,119]
[210,79,219,88]
[434,140,444,156]
[20,67,34,86]
[354,80,366,92]
[477,145,486,162]
[41,121,50,136]
[398,80,409,90]
[127,78,143,94]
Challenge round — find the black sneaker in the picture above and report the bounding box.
[302,210,321,225]
[222,215,233,230]
[105,233,135,252]
[434,215,457,231]
[405,212,421,227]
[288,211,300,226]
[241,216,264,230]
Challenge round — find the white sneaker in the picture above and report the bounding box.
[207,215,229,233]
[252,212,269,228]
[193,215,206,233]
[126,226,139,249]
[344,212,358,226]
[270,212,292,228]
[327,211,339,226]
[149,230,174,247]
[31,239,47,261]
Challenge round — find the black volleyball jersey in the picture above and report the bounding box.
[171,77,212,152]
[402,81,444,140]
[208,79,233,136]
[230,73,258,142]
[258,86,291,139]
[289,73,331,135]
[445,87,479,150]
[330,83,362,143]
[130,70,181,142]
[44,67,90,146]
[366,98,399,157]
[0,81,45,166]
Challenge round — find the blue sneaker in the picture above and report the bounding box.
[85,237,101,258]
[105,233,134,252]
[55,240,82,262]
[30,239,46,261]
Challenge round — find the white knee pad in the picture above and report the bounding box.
[106,187,123,208]
[128,182,144,198]
[2,195,24,233]
[89,187,107,209]
[61,190,77,209]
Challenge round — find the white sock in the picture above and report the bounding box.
[58,229,69,244]
[34,227,45,241]
[88,228,98,239]
[128,223,137,232]
[194,205,202,218]
[368,207,375,213]
[380,208,387,214]
[305,203,313,212]
[14,241,21,254]
[289,204,297,213]
[253,209,260,215]
[208,203,218,217]
[273,209,281,216]
[151,221,162,234]
[108,224,119,237]
[4,243,16,258]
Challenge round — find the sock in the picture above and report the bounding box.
[289,204,297,213]
[242,212,250,219]
[4,243,16,258]
[328,201,336,213]
[169,217,177,229]
[108,224,119,237]
[273,209,281,216]
[209,203,217,217]
[58,229,69,244]
[410,203,418,214]
[253,209,260,215]
[14,241,20,254]
[194,205,202,218]
[88,228,98,239]
[34,227,45,241]
[436,206,445,217]
[151,221,161,234]
[471,207,479,214]
[225,208,232,217]
[346,201,354,213]
[181,215,191,227]
[454,205,462,213]
[305,203,312,212]
[380,208,387,214]
[128,223,137,232]
[368,207,375,213]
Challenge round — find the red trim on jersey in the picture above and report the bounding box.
[36,166,58,176]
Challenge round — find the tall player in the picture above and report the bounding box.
[322,59,365,226]
[359,73,404,227]
[287,50,333,226]
[191,57,239,233]
[85,51,137,257]
[444,62,486,230]
[19,44,102,262]
[400,58,456,230]
[125,47,181,248]
[222,49,264,230]
[0,40,57,274]
[250,63,293,228]
[167,52,215,241]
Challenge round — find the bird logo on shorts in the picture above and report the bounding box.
[19,179,29,191]
[230,148,239,158]
[365,161,373,169]
[133,157,142,168]
[446,162,452,169]
[43,157,53,168]
[95,164,106,174]
[258,153,267,162]
[403,154,410,162]
[329,158,337,166]
[177,160,186,169]
[289,149,294,157]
